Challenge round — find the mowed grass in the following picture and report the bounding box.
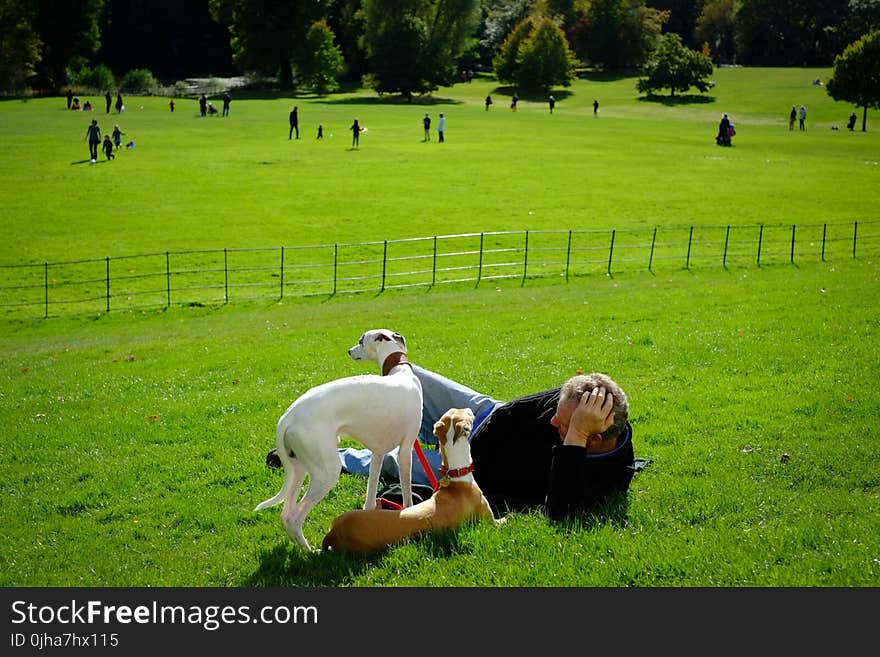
[1,68,878,587]
[0,67,877,265]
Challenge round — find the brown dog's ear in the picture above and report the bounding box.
[433,416,450,441]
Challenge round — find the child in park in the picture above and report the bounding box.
[102,134,115,160]
[112,125,124,150]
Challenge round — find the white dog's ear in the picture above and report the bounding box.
[391,332,407,351]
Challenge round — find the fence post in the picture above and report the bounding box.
[565,230,572,282]
[165,251,171,307]
[280,246,285,299]
[381,240,387,292]
[432,236,437,286]
[224,248,228,303]
[105,256,110,312]
[607,229,615,275]
[757,224,764,267]
[821,223,827,261]
[853,221,858,258]
[686,226,694,269]
[333,244,338,295]
[790,224,796,263]
[522,230,529,285]
[723,225,730,268]
[478,232,484,283]
[44,262,48,319]
[648,227,657,271]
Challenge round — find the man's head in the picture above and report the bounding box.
[550,373,629,442]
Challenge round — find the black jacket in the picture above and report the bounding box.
[470,387,635,520]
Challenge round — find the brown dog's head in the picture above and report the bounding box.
[433,407,475,445]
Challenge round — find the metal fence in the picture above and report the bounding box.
[1,221,877,319]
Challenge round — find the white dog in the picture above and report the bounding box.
[254,329,423,550]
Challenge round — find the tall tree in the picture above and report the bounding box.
[32,0,104,90]
[0,0,42,92]
[694,0,736,63]
[494,15,577,91]
[583,0,668,69]
[298,19,344,94]
[646,0,704,48]
[209,0,329,88]
[636,31,712,96]
[826,29,880,131]
[362,0,481,99]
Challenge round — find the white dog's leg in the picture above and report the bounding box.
[283,465,339,551]
[279,460,309,548]
[397,439,414,508]
[363,454,384,510]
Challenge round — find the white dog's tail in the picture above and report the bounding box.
[254,421,294,511]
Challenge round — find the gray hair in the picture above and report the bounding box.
[559,373,629,440]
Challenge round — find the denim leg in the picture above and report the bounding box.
[412,364,501,444]
[338,364,502,483]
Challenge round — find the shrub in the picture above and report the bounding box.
[120,68,158,94]
[67,59,115,91]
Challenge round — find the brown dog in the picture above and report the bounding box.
[322,407,503,552]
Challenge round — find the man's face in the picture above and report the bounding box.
[549,398,579,440]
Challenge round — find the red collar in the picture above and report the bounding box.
[438,463,474,478]
[382,352,411,376]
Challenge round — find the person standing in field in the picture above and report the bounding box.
[66,89,73,109]
[548,95,555,114]
[105,91,112,114]
[111,124,124,150]
[115,92,124,113]
[350,118,361,148]
[289,106,299,139]
[789,106,796,130]
[798,105,807,131]
[437,113,446,142]
[594,99,599,116]
[222,92,231,117]
[199,94,207,117]
[85,119,101,161]
[423,113,431,141]
[511,92,519,111]
[485,95,492,110]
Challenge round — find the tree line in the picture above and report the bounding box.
[1,0,879,98]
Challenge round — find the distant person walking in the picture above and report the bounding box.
[102,134,115,160]
[105,91,112,114]
[112,124,124,150]
[423,113,431,141]
[485,95,492,110]
[66,89,73,109]
[798,105,807,131]
[289,106,299,139]
[199,94,207,117]
[511,92,518,111]
[115,92,124,113]
[85,119,101,161]
[350,118,361,148]
[169,99,175,112]
[548,95,555,114]
[593,99,599,116]
[848,112,857,131]
[222,92,231,117]
[437,113,445,142]
[789,106,796,130]
[317,124,323,139]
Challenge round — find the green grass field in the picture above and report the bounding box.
[1,68,878,586]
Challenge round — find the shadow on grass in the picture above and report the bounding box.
[547,493,633,534]
[489,85,574,103]
[637,93,716,106]
[244,530,465,586]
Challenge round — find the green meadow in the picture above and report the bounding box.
[1,68,878,586]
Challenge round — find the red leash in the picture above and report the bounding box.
[378,441,439,511]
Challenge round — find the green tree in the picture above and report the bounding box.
[209,0,328,88]
[299,20,344,95]
[492,16,534,83]
[826,29,880,131]
[695,0,736,64]
[0,0,42,92]
[494,16,578,91]
[362,0,481,99]
[636,31,713,96]
[33,0,104,90]
[583,0,668,69]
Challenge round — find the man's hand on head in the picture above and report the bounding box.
[563,387,615,448]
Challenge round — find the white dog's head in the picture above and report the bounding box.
[348,329,407,364]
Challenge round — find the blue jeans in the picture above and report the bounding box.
[338,364,504,485]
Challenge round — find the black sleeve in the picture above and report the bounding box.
[544,445,592,520]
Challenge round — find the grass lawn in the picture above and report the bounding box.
[0,68,878,587]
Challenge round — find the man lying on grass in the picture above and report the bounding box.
[267,367,636,521]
